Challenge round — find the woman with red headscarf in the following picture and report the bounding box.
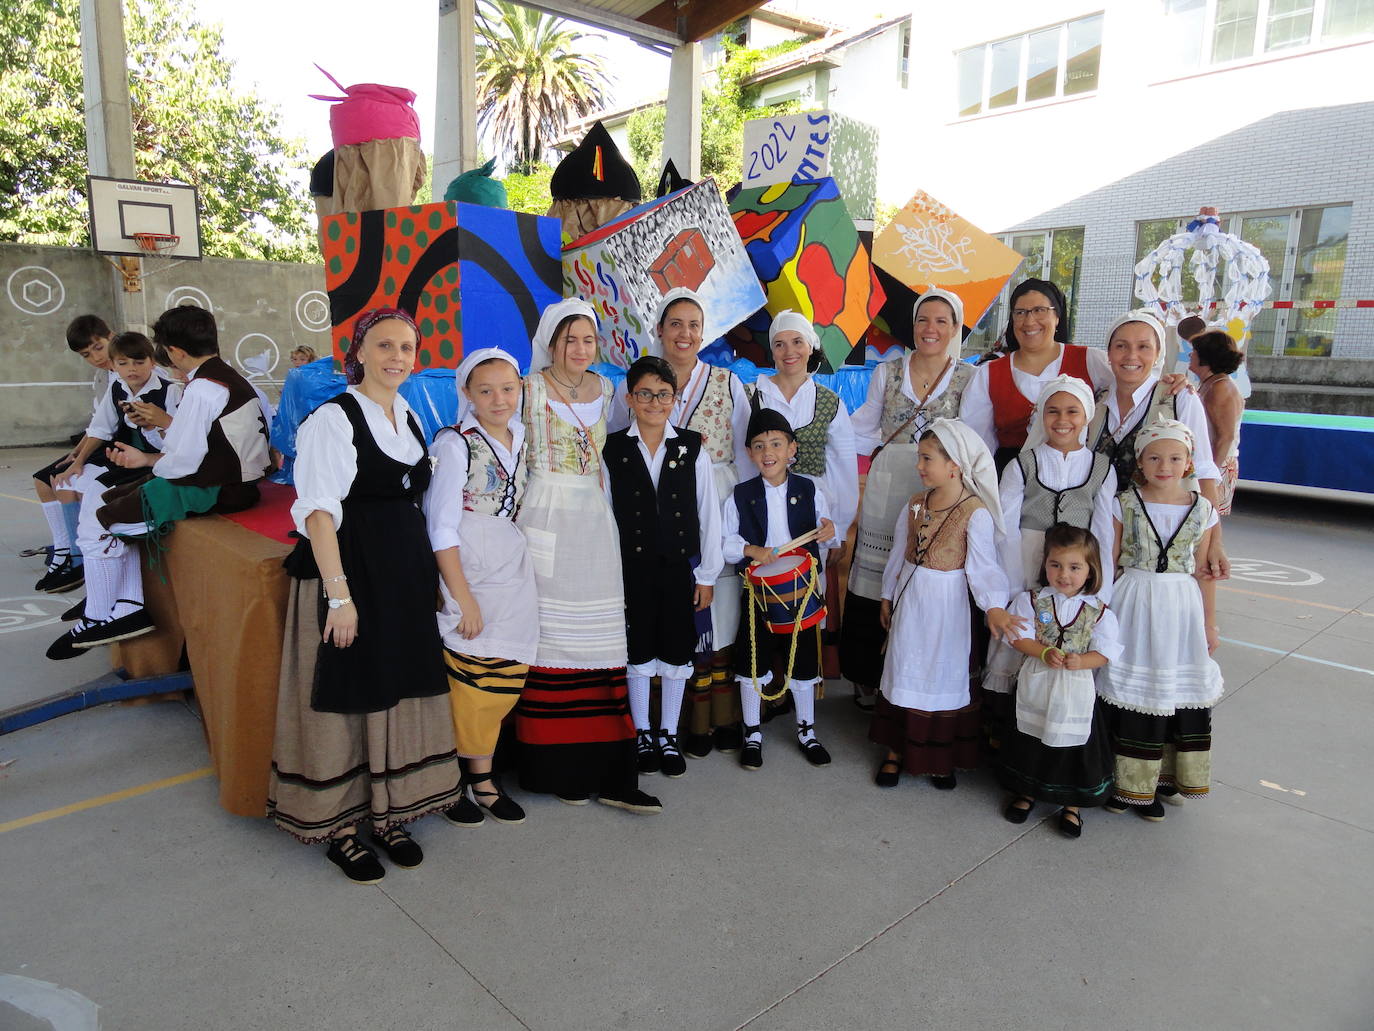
[267,308,461,884]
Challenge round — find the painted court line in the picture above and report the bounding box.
[0,766,212,834]
[1218,583,1374,618]
[1220,637,1374,677]
[0,491,40,505]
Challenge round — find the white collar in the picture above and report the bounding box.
[627,420,679,442]
[761,475,790,492]
[1112,374,1161,412]
[755,372,814,405]
[1034,443,1090,464]
[347,385,412,420]
[1038,587,1104,609]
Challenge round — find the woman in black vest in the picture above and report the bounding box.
[268,308,461,884]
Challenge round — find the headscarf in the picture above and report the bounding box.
[345,307,420,385]
[768,309,820,352]
[1022,374,1097,452]
[530,298,597,372]
[1106,310,1168,375]
[929,418,1004,533]
[913,288,965,362]
[455,346,521,423]
[1133,417,1195,460]
[651,287,707,351]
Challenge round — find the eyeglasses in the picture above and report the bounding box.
[630,389,677,405]
[1012,306,1055,320]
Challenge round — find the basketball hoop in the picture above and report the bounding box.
[110,232,184,293]
[133,231,181,256]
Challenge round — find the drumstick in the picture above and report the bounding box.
[748,528,823,566]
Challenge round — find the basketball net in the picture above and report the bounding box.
[110,232,183,293]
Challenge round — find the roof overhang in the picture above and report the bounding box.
[509,0,768,52]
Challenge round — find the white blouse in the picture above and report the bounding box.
[880,502,1008,611]
[997,444,1118,599]
[1006,588,1124,664]
[1111,494,1220,539]
[751,373,859,538]
[291,387,422,537]
[423,413,525,553]
[608,360,755,471]
[721,477,840,565]
[1101,375,1222,482]
[849,355,960,456]
[962,346,1114,454]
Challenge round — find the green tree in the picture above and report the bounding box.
[475,1,612,175]
[0,0,316,261]
[503,162,555,215]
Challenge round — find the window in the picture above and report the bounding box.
[966,227,1086,351]
[955,14,1103,117]
[1164,0,1374,69]
[898,20,911,89]
[1132,206,1352,356]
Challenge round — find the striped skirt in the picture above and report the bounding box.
[1107,703,1213,804]
[267,578,462,842]
[514,666,637,799]
[444,649,528,760]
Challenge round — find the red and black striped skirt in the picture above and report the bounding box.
[514,666,637,798]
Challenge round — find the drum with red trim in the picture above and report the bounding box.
[747,549,826,634]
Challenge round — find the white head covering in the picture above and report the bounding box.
[455,346,522,423]
[913,288,965,363]
[929,418,1004,534]
[768,309,820,352]
[1106,310,1168,374]
[1022,374,1097,452]
[651,288,707,352]
[530,298,598,372]
[1133,417,1195,460]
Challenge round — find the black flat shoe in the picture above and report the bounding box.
[441,795,484,827]
[713,723,743,753]
[1057,808,1083,838]
[656,731,686,778]
[1003,797,1034,824]
[597,789,663,814]
[468,772,526,825]
[874,757,901,788]
[36,554,84,594]
[326,834,385,884]
[739,724,762,770]
[1137,799,1166,822]
[930,773,958,790]
[1104,796,1130,814]
[61,598,86,621]
[636,729,661,775]
[795,721,830,767]
[683,732,713,759]
[373,825,424,868]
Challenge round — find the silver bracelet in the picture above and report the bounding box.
[322,574,348,584]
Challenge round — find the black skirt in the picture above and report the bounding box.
[838,591,886,687]
[996,698,1113,807]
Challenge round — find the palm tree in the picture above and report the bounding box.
[475,1,613,174]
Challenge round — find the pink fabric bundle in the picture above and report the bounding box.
[310,66,421,148]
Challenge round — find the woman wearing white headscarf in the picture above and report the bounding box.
[608,287,754,757]
[512,299,661,814]
[844,289,975,708]
[1088,310,1229,579]
[424,347,538,827]
[869,419,1015,790]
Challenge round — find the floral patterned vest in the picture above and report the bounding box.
[1031,591,1102,654]
[879,358,973,443]
[460,426,523,518]
[681,365,738,465]
[523,372,611,477]
[1117,487,1211,574]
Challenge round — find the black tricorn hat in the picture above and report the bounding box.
[550,121,642,202]
[656,158,692,198]
[745,406,796,445]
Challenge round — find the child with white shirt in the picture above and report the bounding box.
[604,355,722,778]
[722,408,838,770]
[46,306,270,654]
[425,347,539,827]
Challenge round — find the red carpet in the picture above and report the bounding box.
[221,480,297,545]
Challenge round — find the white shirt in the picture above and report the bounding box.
[424,413,525,553]
[997,444,1118,600]
[962,346,1114,454]
[86,370,182,449]
[751,373,859,538]
[721,476,840,565]
[608,361,755,472]
[1101,375,1221,482]
[880,501,1008,611]
[603,422,724,585]
[150,365,233,482]
[1006,588,1124,664]
[291,387,422,536]
[850,355,960,455]
[1111,494,1220,540]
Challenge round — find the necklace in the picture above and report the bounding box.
[548,366,588,400]
[910,355,952,395]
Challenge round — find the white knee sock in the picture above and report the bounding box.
[42,501,70,557]
[658,676,686,736]
[739,681,762,743]
[82,553,123,623]
[792,680,817,742]
[110,551,145,618]
[627,674,652,733]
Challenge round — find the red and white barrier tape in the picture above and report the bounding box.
[1198,299,1374,311]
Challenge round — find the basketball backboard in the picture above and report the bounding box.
[86,176,202,260]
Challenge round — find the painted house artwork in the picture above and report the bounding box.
[563,179,766,369]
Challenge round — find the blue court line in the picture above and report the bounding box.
[1220,637,1374,677]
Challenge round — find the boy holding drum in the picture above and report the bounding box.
[721,408,839,770]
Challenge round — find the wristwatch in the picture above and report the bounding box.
[327,596,353,610]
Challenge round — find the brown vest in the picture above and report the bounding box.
[172,356,271,488]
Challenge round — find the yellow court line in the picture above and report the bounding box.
[0,491,40,505]
[1217,583,1373,617]
[0,766,213,834]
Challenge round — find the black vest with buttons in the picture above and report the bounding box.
[732,472,821,574]
[109,374,175,451]
[604,427,703,565]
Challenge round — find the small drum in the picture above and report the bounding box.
[747,549,826,634]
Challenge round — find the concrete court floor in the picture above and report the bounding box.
[0,443,1371,1031]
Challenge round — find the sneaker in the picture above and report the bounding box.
[71,606,153,648]
[1137,799,1167,822]
[35,554,84,594]
[61,598,86,622]
[373,825,424,868]
[325,834,385,884]
[597,788,663,814]
[713,723,744,753]
[1157,783,1187,807]
[1103,796,1130,814]
[682,732,713,759]
[635,729,660,775]
[656,731,686,778]
[441,795,484,827]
